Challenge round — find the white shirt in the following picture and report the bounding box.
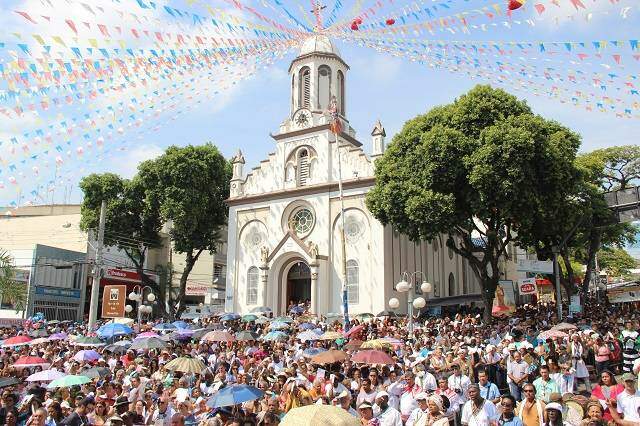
[377,406,403,426]
[461,399,498,426]
[448,374,471,403]
[151,407,176,426]
[616,389,640,422]
[406,407,429,426]
[419,371,438,392]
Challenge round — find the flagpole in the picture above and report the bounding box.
[336,134,350,332]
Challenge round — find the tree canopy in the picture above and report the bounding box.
[366,85,583,320]
[0,249,27,312]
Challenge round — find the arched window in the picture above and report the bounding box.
[317,65,331,110]
[448,272,455,297]
[337,70,345,114]
[246,267,259,305]
[297,148,309,186]
[298,67,310,109]
[346,260,359,304]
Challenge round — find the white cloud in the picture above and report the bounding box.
[529,0,631,29]
[109,143,163,178]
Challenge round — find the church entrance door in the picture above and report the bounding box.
[286,261,311,308]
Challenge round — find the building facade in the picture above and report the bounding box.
[225,36,483,316]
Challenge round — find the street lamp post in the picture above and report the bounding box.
[388,271,432,340]
[125,285,156,329]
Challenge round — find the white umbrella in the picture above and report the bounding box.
[26,369,65,382]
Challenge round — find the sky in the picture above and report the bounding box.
[0,0,639,207]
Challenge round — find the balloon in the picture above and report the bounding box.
[351,22,359,30]
[385,18,395,25]
[508,0,523,10]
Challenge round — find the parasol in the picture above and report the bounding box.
[164,357,207,374]
[206,384,264,408]
[310,349,347,365]
[351,350,395,365]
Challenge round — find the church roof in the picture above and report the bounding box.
[371,119,386,137]
[299,34,341,57]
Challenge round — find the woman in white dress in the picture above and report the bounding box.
[569,334,591,391]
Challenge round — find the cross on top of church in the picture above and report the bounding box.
[310,2,327,31]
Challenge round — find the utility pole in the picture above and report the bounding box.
[88,200,106,330]
[336,136,350,331]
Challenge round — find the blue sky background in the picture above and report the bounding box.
[0,0,639,208]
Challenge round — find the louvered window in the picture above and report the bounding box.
[297,149,309,186]
[299,67,311,109]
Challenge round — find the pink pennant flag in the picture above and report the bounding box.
[613,54,621,64]
[65,19,78,34]
[14,11,37,24]
[131,29,139,38]
[534,4,546,14]
[577,53,588,60]
[570,0,586,9]
[97,24,110,37]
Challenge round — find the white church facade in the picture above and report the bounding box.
[224,35,482,316]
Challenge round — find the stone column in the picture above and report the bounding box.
[259,265,269,309]
[310,263,319,314]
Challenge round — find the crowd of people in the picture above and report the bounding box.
[0,297,639,426]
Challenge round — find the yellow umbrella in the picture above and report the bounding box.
[164,357,207,374]
[281,405,359,426]
[360,339,393,350]
[319,331,343,340]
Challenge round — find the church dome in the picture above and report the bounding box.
[299,34,341,57]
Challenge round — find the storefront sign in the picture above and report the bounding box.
[101,285,127,318]
[518,278,537,295]
[104,268,157,283]
[608,286,640,304]
[516,259,553,274]
[34,286,81,299]
[185,283,209,296]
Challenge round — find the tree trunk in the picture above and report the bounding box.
[174,249,203,319]
[560,247,575,298]
[581,229,601,294]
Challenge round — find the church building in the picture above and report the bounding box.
[224,35,482,315]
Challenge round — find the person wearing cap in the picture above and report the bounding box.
[358,402,379,426]
[461,384,497,426]
[374,391,401,426]
[334,389,357,418]
[543,402,563,426]
[405,393,429,426]
[516,383,546,426]
[613,373,640,423]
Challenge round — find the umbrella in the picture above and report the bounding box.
[360,340,393,350]
[344,324,364,338]
[269,321,290,331]
[262,331,288,342]
[135,332,160,339]
[538,330,569,341]
[0,378,21,388]
[242,314,258,322]
[164,357,207,374]
[28,337,50,346]
[290,305,305,314]
[172,321,190,329]
[14,356,50,369]
[310,349,347,365]
[81,367,111,379]
[298,323,316,330]
[355,313,374,320]
[74,337,105,347]
[48,333,68,341]
[206,384,264,408]
[73,350,101,362]
[103,345,128,354]
[235,331,259,341]
[47,320,60,325]
[273,316,293,324]
[324,315,345,325]
[296,331,321,342]
[220,313,241,322]
[181,313,202,320]
[281,405,359,426]
[250,306,272,313]
[2,335,32,347]
[344,339,363,351]
[552,322,577,331]
[202,331,235,342]
[97,323,134,339]
[303,348,326,358]
[152,323,177,332]
[130,337,167,350]
[319,331,343,341]
[47,375,92,389]
[351,350,395,365]
[113,340,132,347]
[26,369,65,382]
[29,329,49,338]
[255,317,270,325]
[376,311,397,317]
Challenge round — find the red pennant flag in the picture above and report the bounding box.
[570,0,585,9]
[613,54,621,64]
[534,4,546,14]
[131,29,139,38]
[15,11,37,24]
[65,19,78,34]
[97,24,109,37]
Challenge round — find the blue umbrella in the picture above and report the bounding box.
[152,323,177,332]
[296,331,320,341]
[298,323,316,330]
[289,305,304,314]
[206,384,264,408]
[303,348,326,358]
[220,313,240,322]
[96,323,134,339]
[269,321,289,331]
[172,321,190,329]
[262,331,288,342]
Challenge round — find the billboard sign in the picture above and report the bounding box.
[101,285,127,318]
[518,278,537,295]
[517,259,553,274]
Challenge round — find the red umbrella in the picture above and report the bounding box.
[351,350,395,365]
[14,356,50,368]
[2,336,32,347]
[344,324,364,338]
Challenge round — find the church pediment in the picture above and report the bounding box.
[266,229,327,265]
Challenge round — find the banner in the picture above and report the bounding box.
[185,283,209,296]
[608,285,640,304]
[518,278,537,295]
[101,285,127,318]
[516,259,554,274]
[492,280,516,317]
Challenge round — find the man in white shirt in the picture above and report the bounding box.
[448,364,472,404]
[406,393,429,426]
[616,373,640,422]
[387,372,421,422]
[507,351,529,401]
[375,391,403,426]
[149,397,175,426]
[461,384,498,426]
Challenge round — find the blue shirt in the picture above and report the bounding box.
[479,382,500,401]
[498,415,524,426]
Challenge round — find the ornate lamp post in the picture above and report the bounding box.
[388,272,432,339]
[125,285,155,328]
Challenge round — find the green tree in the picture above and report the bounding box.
[587,145,640,191]
[366,85,583,321]
[598,247,637,277]
[0,250,27,312]
[79,173,166,314]
[137,144,230,318]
